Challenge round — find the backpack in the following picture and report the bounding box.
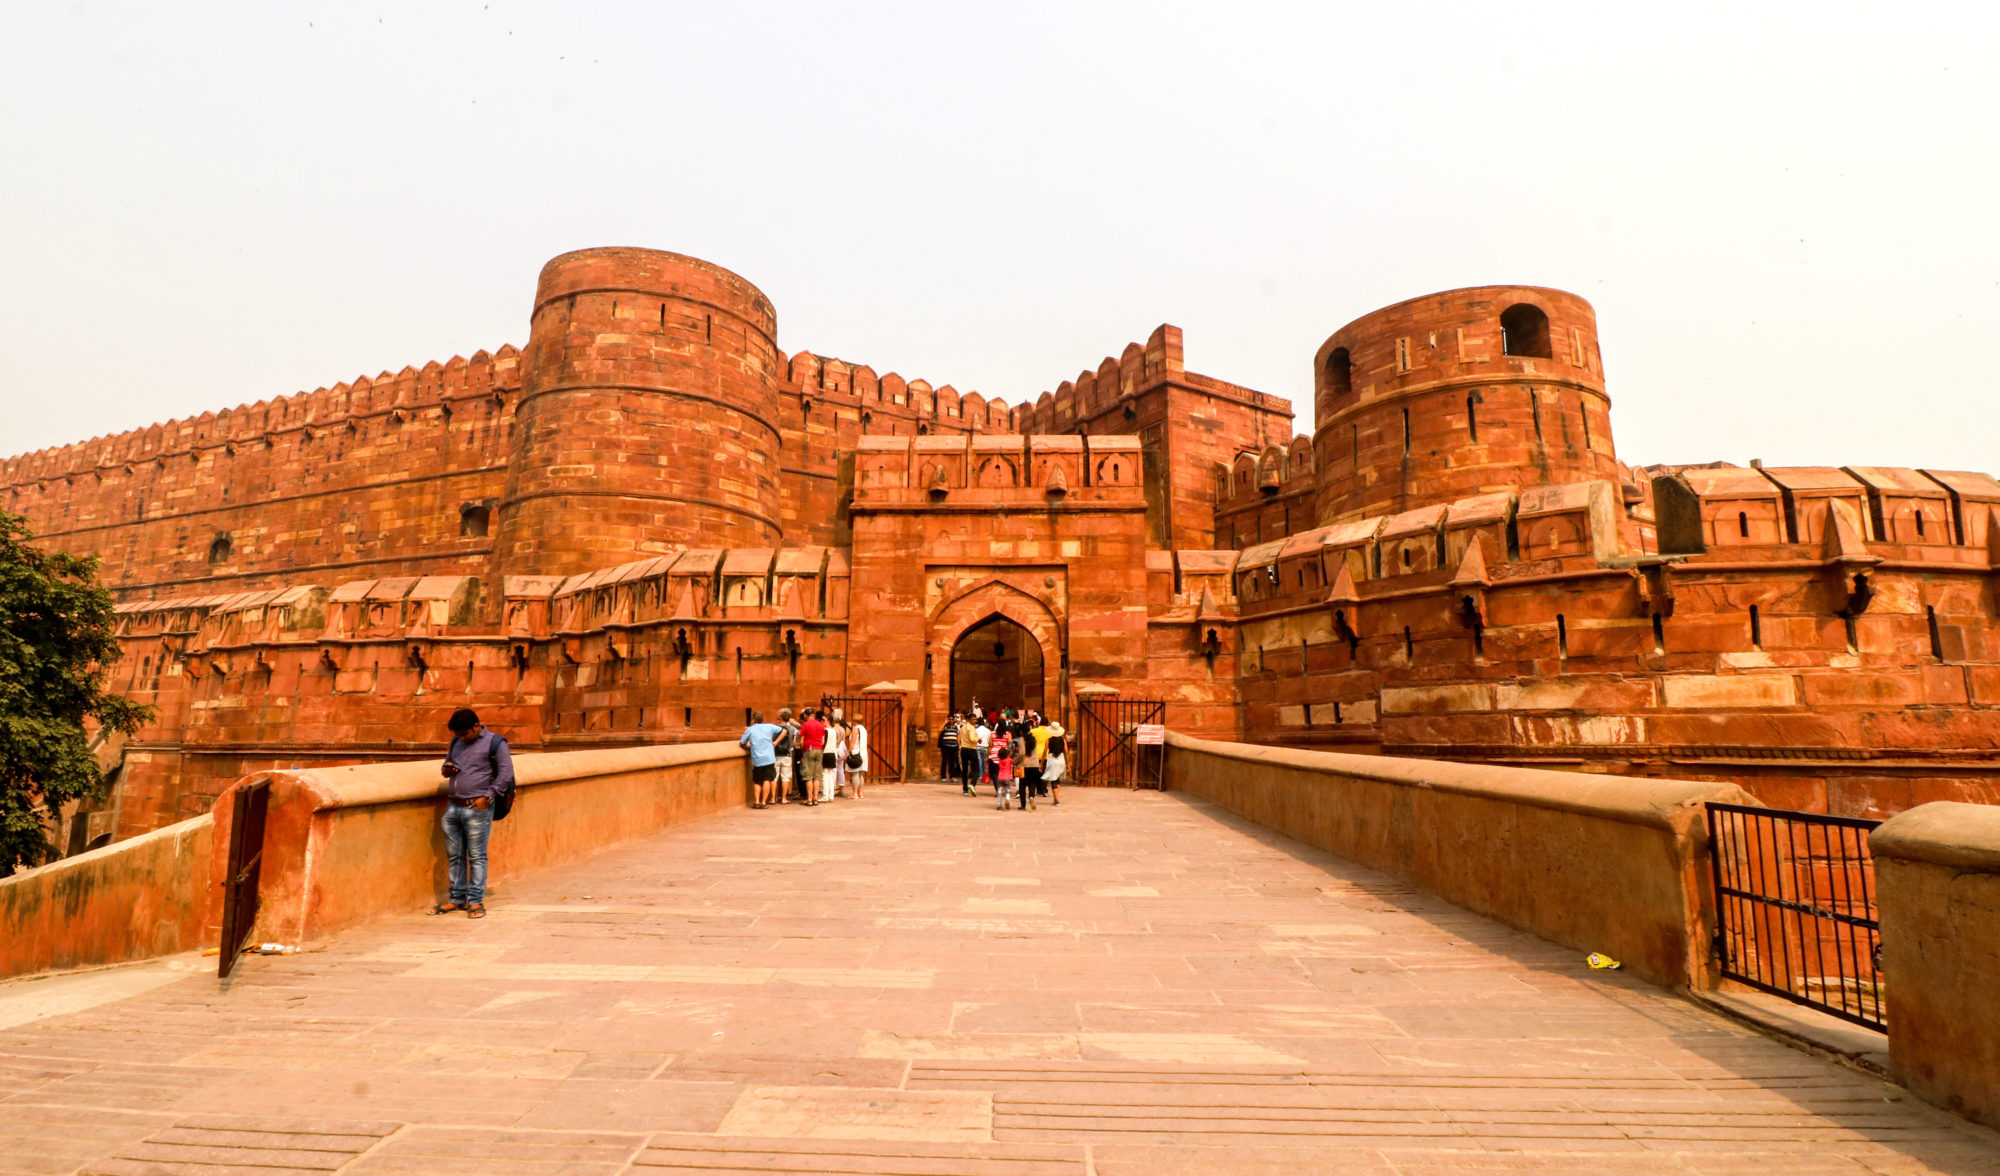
[448,732,516,821]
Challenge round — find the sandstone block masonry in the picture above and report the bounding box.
[5,246,1998,845]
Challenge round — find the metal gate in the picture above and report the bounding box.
[217,780,271,979]
[1074,698,1165,788]
[821,694,905,781]
[1707,802,1885,1029]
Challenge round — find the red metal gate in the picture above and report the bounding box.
[821,694,906,781]
[1074,697,1165,788]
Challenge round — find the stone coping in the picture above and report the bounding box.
[1872,801,2000,873]
[0,811,213,883]
[291,743,745,811]
[1164,731,1733,831]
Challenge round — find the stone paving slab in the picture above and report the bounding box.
[3,784,1999,1174]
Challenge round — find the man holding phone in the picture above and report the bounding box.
[437,708,513,919]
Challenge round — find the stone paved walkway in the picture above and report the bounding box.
[5,784,1998,1175]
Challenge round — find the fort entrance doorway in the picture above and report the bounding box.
[950,615,1045,715]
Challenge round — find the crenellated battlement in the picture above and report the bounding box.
[0,346,522,488]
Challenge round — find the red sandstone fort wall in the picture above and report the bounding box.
[8,249,2000,848]
[2,349,523,600]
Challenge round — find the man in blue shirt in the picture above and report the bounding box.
[739,711,783,809]
[438,707,513,919]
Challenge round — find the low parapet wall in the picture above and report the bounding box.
[207,743,749,948]
[1162,733,1755,987]
[1873,802,2000,1130]
[0,814,213,980]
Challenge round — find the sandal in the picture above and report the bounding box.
[466,904,486,919]
[430,902,465,915]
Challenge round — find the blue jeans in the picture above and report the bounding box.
[442,803,492,905]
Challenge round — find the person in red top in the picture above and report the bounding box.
[798,708,828,807]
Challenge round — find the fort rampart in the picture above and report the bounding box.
[4,249,1998,848]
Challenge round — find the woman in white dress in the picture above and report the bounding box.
[846,721,868,798]
[827,720,847,801]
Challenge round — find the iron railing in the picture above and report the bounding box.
[1074,698,1165,789]
[820,694,905,781]
[217,780,270,979]
[1707,802,1884,1030]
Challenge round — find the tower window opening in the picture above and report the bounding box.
[1402,407,1411,457]
[1652,612,1666,655]
[1403,626,1414,663]
[705,314,713,342]
[683,706,692,726]
[1749,604,1762,649]
[1556,614,1568,660]
[208,533,231,563]
[1466,393,1479,443]
[459,503,491,538]
[1738,511,1750,538]
[1928,606,1944,660]
[1500,303,1552,358]
[660,303,666,329]
[1325,347,1352,399]
[1915,511,1925,537]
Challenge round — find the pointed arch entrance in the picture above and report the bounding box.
[927,580,1067,733]
[950,614,1045,715]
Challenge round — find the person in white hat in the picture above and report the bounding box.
[1040,719,1066,806]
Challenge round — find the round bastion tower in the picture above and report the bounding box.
[1312,286,1619,524]
[498,248,785,578]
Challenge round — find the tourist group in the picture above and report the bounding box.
[935,704,1066,811]
[737,707,870,809]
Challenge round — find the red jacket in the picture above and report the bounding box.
[801,718,826,750]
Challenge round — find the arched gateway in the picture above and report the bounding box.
[928,582,1065,729]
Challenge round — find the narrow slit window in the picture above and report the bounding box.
[1928,606,1944,660]
[1402,407,1411,457]
[1652,612,1666,654]
[1749,604,1762,649]
[1738,511,1750,538]
[1466,393,1479,443]
[1403,626,1414,663]
[1556,614,1568,660]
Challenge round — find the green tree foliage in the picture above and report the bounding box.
[0,509,151,875]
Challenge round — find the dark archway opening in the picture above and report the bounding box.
[950,615,1044,717]
[1324,347,1352,399]
[1500,303,1552,358]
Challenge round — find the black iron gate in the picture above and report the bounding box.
[1706,802,1885,1030]
[821,694,905,781]
[217,780,271,979]
[1074,698,1165,789]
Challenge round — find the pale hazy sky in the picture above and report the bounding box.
[3,2,1996,472]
